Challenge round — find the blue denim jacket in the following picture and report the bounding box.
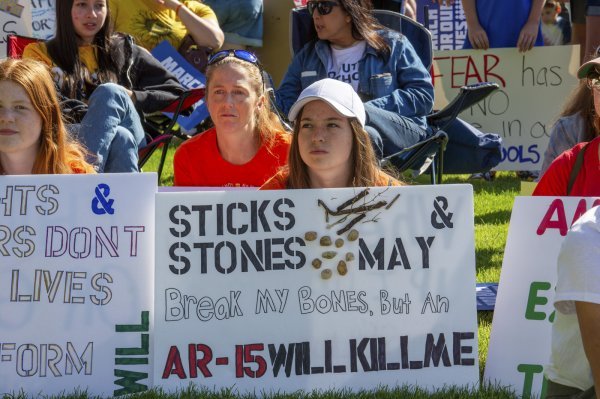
[276,30,434,128]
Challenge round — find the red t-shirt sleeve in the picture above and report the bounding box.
[533,143,582,196]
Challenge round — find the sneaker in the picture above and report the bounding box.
[469,171,496,181]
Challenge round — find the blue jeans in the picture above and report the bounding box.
[203,0,263,46]
[76,83,145,173]
[364,103,431,159]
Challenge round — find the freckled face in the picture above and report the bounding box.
[0,80,43,171]
[72,0,107,45]
[298,100,354,182]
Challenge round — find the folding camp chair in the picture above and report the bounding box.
[289,7,499,183]
[6,34,204,184]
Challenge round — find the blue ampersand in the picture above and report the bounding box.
[91,183,115,215]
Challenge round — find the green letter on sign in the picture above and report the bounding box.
[525,281,551,320]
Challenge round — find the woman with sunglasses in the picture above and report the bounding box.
[261,79,401,189]
[23,0,184,173]
[277,0,434,159]
[533,56,600,196]
[538,47,600,178]
[173,50,291,187]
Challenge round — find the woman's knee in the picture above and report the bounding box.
[89,83,130,103]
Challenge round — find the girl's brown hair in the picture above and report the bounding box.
[559,81,600,141]
[205,56,288,149]
[286,105,399,188]
[336,0,390,55]
[0,58,91,174]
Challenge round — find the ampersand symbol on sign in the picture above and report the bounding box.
[431,196,453,229]
[91,183,115,215]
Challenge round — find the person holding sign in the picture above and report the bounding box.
[23,0,185,173]
[276,0,434,159]
[534,56,600,196]
[461,0,544,52]
[109,0,224,52]
[0,58,95,175]
[261,79,401,189]
[544,205,600,398]
[173,50,291,187]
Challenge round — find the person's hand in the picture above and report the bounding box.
[152,0,180,11]
[433,0,455,5]
[517,20,539,52]
[467,23,489,50]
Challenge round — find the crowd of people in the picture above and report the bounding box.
[1,0,600,397]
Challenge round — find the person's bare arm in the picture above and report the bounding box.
[575,301,600,391]
[516,0,544,52]
[461,0,489,49]
[155,0,224,49]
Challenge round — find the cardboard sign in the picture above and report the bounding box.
[0,173,157,397]
[0,0,33,56]
[151,40,209,132]
[154,185,479,393]
[484,196,600,398]
[432,45,580,171]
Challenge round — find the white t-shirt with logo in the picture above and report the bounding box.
[326,40,366,92]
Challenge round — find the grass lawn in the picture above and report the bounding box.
[10,144,519,399]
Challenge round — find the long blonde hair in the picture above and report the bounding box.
[286,107,396,188]
[0,58,91,174]
[205,57,287,149]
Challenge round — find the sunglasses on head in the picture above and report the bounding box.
[307,1,340,16]
[208,49,260,67]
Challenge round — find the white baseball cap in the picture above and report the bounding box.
[288,78,366,127]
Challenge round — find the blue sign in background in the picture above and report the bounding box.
[416,1,467,50]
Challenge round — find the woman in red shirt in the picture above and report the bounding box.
[534,56,600,197]
[173,50,291,187]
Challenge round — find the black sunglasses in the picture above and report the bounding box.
[208,49,260,67]
[307,1,340,16]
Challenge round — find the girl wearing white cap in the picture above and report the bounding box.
[262,79,401,189]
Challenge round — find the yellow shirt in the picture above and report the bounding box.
[109,0,217,50]
[23,42,100,99]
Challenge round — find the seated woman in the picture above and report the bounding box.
[173,50,291,187]
[276,0,434,159]
[539,47,600,177]
[262,78,402,189]
[534,55,600,196]
[23,0,184,173]
[0,58,94,175]
[109,0,224,51]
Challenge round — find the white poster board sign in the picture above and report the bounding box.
[485,196,600,398]
[154,185,478,394]
[432,45,580,171]
[30,0,55,40]
[0,0,33,56]
[0,173,156,397]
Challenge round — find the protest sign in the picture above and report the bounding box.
[154,185,478,394]
[433,45,580,171]
[30,0,54,40]
[416,0,466,50]
[485,196,600,398]
[0,173,157,397]
[151,40,209,132]
[0,0,33,56]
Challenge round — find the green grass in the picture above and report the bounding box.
[16,147,519,399]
